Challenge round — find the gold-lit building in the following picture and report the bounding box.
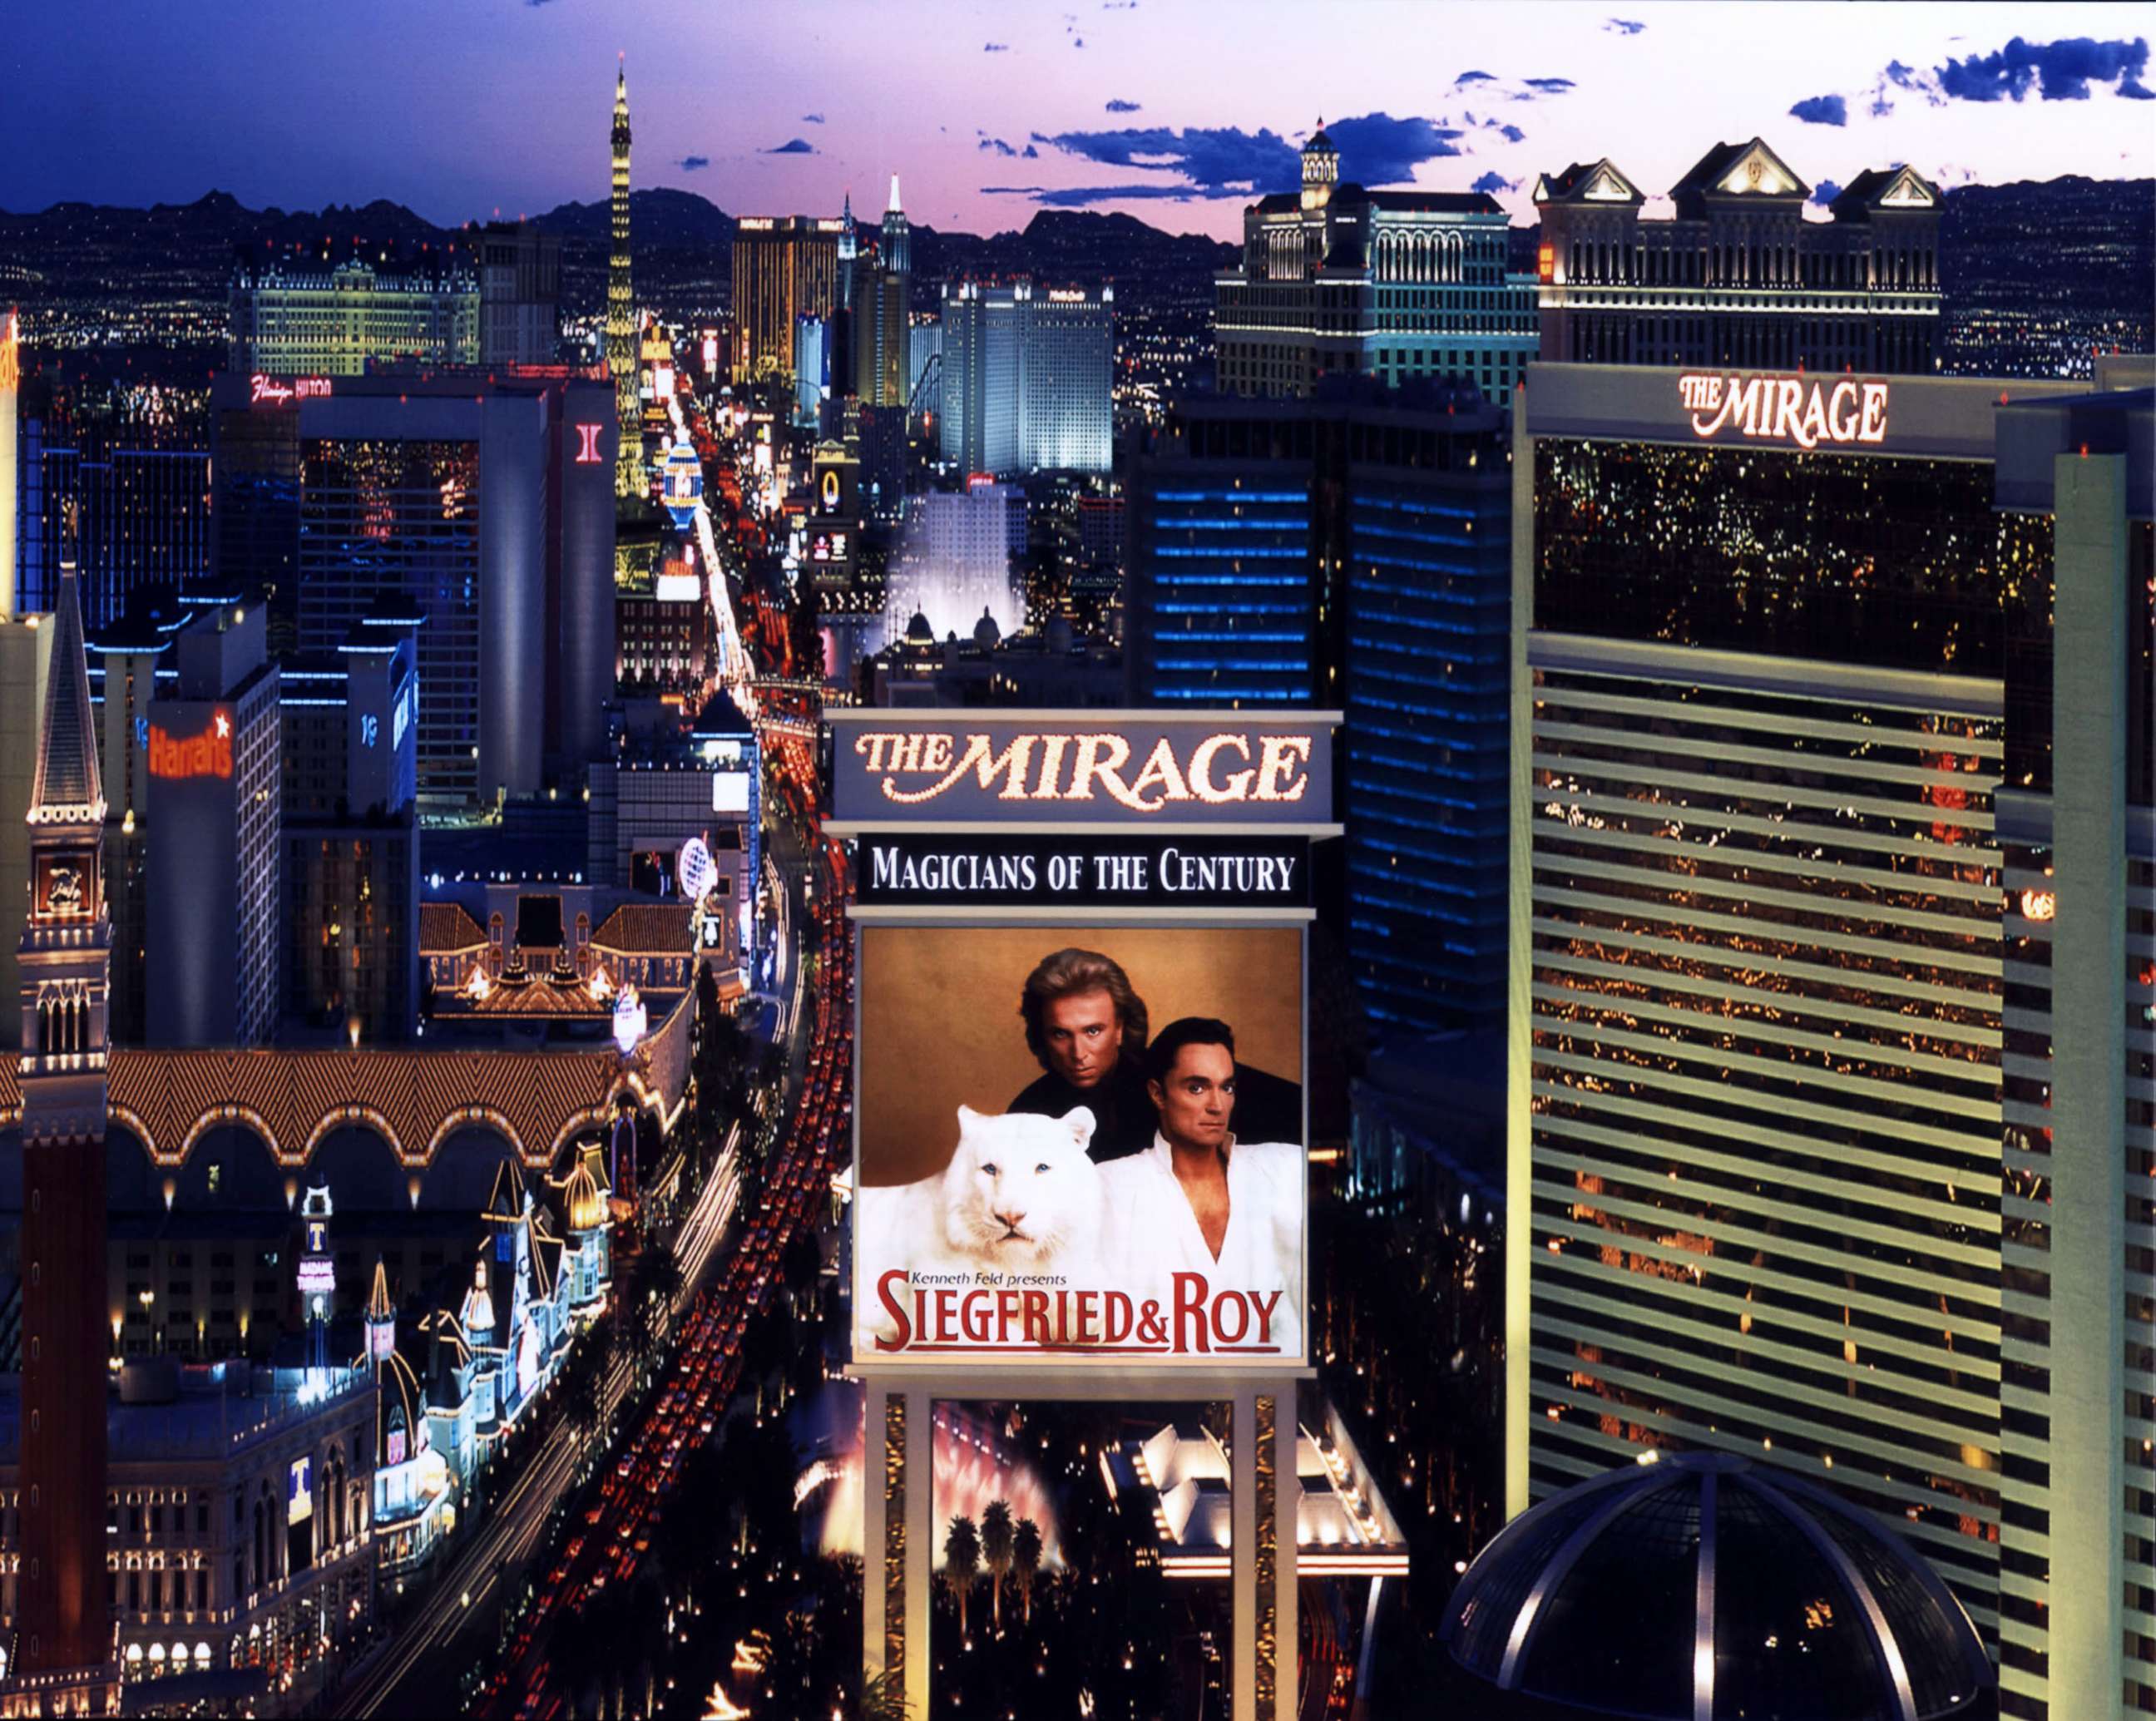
[1507,361,2154,1719]
[227,260,477,378]
[731,216,842,382]
[1531,138,1942,373]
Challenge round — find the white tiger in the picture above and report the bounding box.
[856,1106,1105,1347]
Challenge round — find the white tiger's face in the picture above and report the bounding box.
[940,1105,1100,1267]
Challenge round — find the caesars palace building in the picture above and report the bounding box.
[1214,134,1941,409]
[1509,359,2153,1718]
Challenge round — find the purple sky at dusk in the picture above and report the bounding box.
[3,1,2149,237]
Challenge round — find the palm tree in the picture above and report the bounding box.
[979,1501,1015,1633]
[856,1669,910,1721]
[562,1348,600,1475]
[621,1288,657,1389]
[942,1516,981,1639]
[635,1238,684,1339]
[1012,1517,1043,1625]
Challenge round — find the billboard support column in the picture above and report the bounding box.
[862,1381,892,1686]
[1231,1387,1256,1721]
[903,1385,932,1720]
[1268,1387,1297,1721]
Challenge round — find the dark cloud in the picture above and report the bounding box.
[1522,77,1575,93]
[1497,122,1526,143]
[1023,144,1039,158]
[1789,92,1848,126]
[983,182,1199,205]
[1073,36,1085,47]
[1032,122,1298,195]
[1102,1,1139,7]
[524,0,557,7]
[1030,111,1469,200]
[1327,112,1467,181]
[980,137,1019,157]
[1471,171,1521,195]
[1455,69,1497,84]
[1936,34,2152,101]
[1605,17,1645,34]
[1886,59,1922,87]
[803,112,825,124]
[762,138,816,155]
[1808,177,1843,207]
[984,41,1010,52]
[675,155,710,171]
[1105,98,1142,112]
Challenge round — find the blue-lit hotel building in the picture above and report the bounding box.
[1125,379,1511,1033]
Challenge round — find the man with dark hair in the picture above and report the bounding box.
[1100,1015,1303,1355]
[1007,947,1157,1163]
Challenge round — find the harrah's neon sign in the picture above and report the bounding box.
[148,710,234,780]
[1679,373,1888,450]
[854,729,1313,812]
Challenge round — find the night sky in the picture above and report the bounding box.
[4,0,2150,235]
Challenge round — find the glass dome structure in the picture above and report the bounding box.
[1442,1452,1992,1720]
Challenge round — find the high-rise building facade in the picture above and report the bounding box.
[228,259,479,378]
[479,220,562,367]
[938,280,1112,477]
[1,309,17,616]
[732,217,842,382]
[1506,362,2151,1718]
[279,618,421,1043]
[848,178,912,408]
[1127,382,1511,1031]
[13,423,210,629]
[210,368,616,807]
[1214,126,1539,406]
[144,599,281,1047]
[13,568,118,1710]
[1531,139,1942,372]
[609,64,643,499]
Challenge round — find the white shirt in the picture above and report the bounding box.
[1098,1132,1303,1360]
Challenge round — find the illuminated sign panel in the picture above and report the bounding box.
[654,572,702,603]
[148,710,235,780]
[854,921,1307,1364]
[1537,245,1555,284]
[250,373,332,408]
[830,716,1334,824]
[821,470,841,512]
[287,1456,313,1525]
[575,423,605,464]
[848,710,1334,1375]
[1679,372,1888,450]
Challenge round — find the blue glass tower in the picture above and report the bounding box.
[1127,381,1510,1035]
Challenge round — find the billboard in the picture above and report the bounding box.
[852,922,1306,1367]
[844,712,1333,1377]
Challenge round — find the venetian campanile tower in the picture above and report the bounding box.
[16,566,116,1698]
[608,60,643,500]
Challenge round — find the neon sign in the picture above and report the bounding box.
[250,373,332,408]
[392,681,415,752]
[853,729,1314,811]
[148,710,234,780]
[1679,373,1887,449]
[575,423,605,464]
[360,714,379,749]
[821,470,840,511]
[0,315,16,393]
